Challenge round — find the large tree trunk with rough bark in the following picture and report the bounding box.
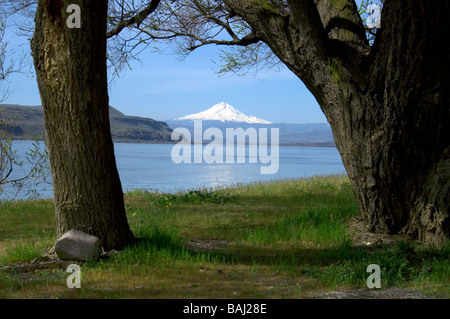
[31,0,134,250]
[223,0,449,246]
[360,1,450,246]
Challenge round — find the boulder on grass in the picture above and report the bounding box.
[54,229,100,261]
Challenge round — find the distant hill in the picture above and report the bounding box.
[0,104,335,146]
[0,104,173,143]
[108,107,173,143]
[165,120,335,146]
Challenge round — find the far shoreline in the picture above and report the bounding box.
[12,138,336,148]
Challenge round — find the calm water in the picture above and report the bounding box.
[2,141,346,200]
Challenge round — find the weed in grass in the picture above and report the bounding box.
[158,188,235,206]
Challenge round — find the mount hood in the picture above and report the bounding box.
[176,102,272,124]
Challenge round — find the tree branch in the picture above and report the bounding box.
[314,0,370,54]
[107,0,162,39]
[187,31,260,51]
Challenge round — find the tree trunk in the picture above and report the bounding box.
[224,0,450,246]
[355,0,450,246]
[31,0,134,250]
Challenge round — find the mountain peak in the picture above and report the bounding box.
[176,102,272,124]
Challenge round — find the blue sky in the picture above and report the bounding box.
[2,0,382,124]
[2,30,325,125]
[107,46,326,124]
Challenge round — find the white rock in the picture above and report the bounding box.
[54,229,100,261]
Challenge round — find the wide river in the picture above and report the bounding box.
[2,141,346,200]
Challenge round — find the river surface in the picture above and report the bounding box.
[1,141,346,200]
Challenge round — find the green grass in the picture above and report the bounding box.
[306,240,450,290]
[0,199,55,242]
[2,242,48,263]
[1,175,449,298]
[106,226,222,267]
[240,206,354,247]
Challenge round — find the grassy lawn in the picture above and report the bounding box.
[0,175,449,299]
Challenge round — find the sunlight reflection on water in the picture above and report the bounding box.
[2,141,346,199]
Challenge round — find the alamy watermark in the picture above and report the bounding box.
[66,4,81,29]
[66,264,81,288]
[65,2,382,30]
[366,264,381,289]
[366,3,382,29]
[170,120,279,175]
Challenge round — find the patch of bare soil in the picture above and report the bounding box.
[347,216,416,248]
[185,236,234,252]
[0,254,79,293]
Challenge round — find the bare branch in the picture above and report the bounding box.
[107,0,162,39]
[106,0,273,76]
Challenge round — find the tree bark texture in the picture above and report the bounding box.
[223,0,449,246]
[31,0,134,250]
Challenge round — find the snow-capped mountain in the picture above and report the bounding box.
[176,102,272,124]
